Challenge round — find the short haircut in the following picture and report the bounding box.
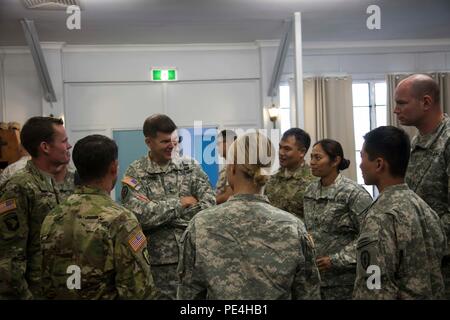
[72,135,118,183]
[314,139,350,171]
[218,129,237,142]
[409,74,441,104]
[281,128,311,152]
[21,116,64,158]
[143,114,177,138]
[363,126,410,178]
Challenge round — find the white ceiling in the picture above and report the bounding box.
[0,0,449,46]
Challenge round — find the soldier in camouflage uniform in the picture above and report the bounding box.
[265,128,316,220]
[394,74,450,298]
[215,129,236,204]
[177,132,321,299]
[41,135,156,299]
[354,126,447,299]
[0,117,74,299]
[304,139,372,300]
[121,114,215,300]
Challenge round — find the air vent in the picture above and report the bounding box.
[22,0,80,10]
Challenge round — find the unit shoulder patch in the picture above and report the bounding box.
[0,199,17,215]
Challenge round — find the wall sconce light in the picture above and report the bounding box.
[268,104,279,129]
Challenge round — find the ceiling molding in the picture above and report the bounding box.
[2,39,450,55]
[62,42,258,53]
[0,41,66,53]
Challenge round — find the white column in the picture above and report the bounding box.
[293,12,304,129]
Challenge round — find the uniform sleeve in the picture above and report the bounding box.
[121,166,183,230]
[215,168,227,195]
[292,226,321,300]
[182,165,216,221]
[177,222,207,299]
[443,141,450,254]
[353,213,399,300]
[0,166,12,186]
[330,188,373,268]
[114,217,158,300]
[0,182,33,299]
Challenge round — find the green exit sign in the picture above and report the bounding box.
[151,68,177,81]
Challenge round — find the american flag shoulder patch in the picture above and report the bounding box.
[122,176,138,189]
[0,199,17,215]
[128,230,146,252]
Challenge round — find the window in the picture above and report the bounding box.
[279,85,291,133]
[352,81,387,197]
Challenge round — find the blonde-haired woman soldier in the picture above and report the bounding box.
[177,131,321,300]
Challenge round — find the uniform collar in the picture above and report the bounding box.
[26,160,55,186]
[144,151,183,174]
[227,193,270,204]
[413,114,449,149]
[75,185,110,197]
[279,162,310,179]
[311,173,343,199]
[379,183,409,196]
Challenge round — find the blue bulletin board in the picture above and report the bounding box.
[113,127,218,202]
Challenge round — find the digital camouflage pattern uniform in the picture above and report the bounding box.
[265,163,316,220]
[0,156,31,186]
[0,160,74,299]
[215,167,228,195]
[405,115,450,299]
[353,184,447,299]
[304,174,372,300]
[121,153,215,299]
[40,185,156,300]
[177,193,322,300]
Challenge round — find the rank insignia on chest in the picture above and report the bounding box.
[0,199,17,215]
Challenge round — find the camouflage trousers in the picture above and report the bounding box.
[321,285,354,300]
[151,263,178,300]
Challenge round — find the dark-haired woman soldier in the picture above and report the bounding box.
[304,139,372,300]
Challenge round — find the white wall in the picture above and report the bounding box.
[1,39,450,143]
[60,44,263,144]
[0,52,42,124]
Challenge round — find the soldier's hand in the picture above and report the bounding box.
[316,256,332,272]
[180,196,198,208]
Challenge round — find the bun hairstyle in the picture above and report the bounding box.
[227,131,275,186]
[314,139,350,172]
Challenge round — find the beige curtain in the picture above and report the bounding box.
[304,76,357,181]
[387,72,450,138]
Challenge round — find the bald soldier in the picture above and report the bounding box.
[0,117,74,299]
[394,74,450,298]
[354,126,446,299]
[121,114,215,299]
[265,128,316,220]
[41,135,156,299]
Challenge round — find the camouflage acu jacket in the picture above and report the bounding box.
[215,167,228,195]
[177,193,321,300]
[304,174,372,287]
[121,153,215,265]
[40,185,156,300]
[0,160,74,299]
[353,184,447,300]
[406,115,450,254]
[265,163,316,220]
